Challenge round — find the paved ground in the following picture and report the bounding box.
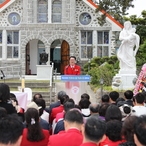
[55,81,97,103]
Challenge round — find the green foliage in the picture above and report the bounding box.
[96,0,134,25]
[88,63,115,86]
[84,56,119,86]
[136,40,146,67]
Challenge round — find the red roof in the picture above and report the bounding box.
[87,0,123,28]
[0,0,10,8]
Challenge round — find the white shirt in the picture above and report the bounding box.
[132,106,146,116]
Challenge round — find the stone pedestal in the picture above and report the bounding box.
[36,65,52,80]
[112,73,137,90]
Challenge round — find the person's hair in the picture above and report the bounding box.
[133,93,145,104]
[74,104,81,110]
[109,91,119,102]
[79,98,91,109]
[89,103,100,113]
[121,116,138,142]
[124,90,134,100]
[0,107,7,119]
[84,116,106,142]
[0,83,10,102]
[63,101,75,113]
[81,93,90,100]
[25,108,45,141]
[62,94,70,103]
[119,141,136,146]
[57,91,66,100]
[34,98,46,116]
[142,91,146,103]
[11,98,19,106]
[10,93,17,100]
[66,98,75,104]
[34,98,46,110]
[105,104,122,122]
[116,97,125,107]
[69,56,76,60]
[101,94,109,103]
[32,93,43,102]
[64,109,83,124]
[99,103,110,117]
[0,114,23,145]
[106,120,122,141]
[134,115,146,145]
[59,94,68,105]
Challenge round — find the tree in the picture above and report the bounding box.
[124,10,146,44]
[96,0,134,25]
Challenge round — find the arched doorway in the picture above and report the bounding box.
[50,39,70,74]
[25,39,46,75]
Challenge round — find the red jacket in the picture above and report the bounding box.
[21,128,50,146]
[48,128,83,146]
[64,64,81,75]
[49,105,64,124]
[80,142,97,146]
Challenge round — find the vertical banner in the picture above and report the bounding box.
[133,63,146,95]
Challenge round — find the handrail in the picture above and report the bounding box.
[49,62,54,87]
[49,62,54,104]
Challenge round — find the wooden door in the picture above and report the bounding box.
[61,40,70,74]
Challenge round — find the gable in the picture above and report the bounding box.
[0,0,16,12]
[82,0,123,31]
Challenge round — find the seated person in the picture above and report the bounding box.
[21,108,50,146]
[0,114,23,146]
[78,98,91,118]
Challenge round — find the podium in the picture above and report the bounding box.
[61,75,90,104]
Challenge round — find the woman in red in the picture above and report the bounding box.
[21,108,50,146]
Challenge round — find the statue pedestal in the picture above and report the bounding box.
[36,65,51,80]
[112,73,137,90]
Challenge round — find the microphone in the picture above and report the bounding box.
[1,70,5,78]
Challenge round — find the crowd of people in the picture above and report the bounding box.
[0,82,146,146]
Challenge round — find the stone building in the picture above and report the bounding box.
[0,0,123,77]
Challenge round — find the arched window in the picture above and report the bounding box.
[52,0,62,23]
[38,0,48,23]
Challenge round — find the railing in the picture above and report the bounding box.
[0,65,21,80]
[49,62,55,104]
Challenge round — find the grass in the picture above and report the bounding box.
[10,87,50,92]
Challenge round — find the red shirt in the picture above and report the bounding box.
[99,136,125,146]
[80,142,97,146]
[48,128,83,146]
[64,64,81,75]
[21,128,50,146]
[49,105,64,124]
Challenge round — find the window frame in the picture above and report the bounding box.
[97,31,109,57]
[7,30,20,59]
[80,31,93,59]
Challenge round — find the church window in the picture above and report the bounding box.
[52,0,62,23]
[80,31,93,59]
[79,12,91,25]
[97,31,109,57]
[7,31,19,58]
[38,0,48,23]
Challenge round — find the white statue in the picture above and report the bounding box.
[117,21,140,74]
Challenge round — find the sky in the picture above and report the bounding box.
[127,0,146,17]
